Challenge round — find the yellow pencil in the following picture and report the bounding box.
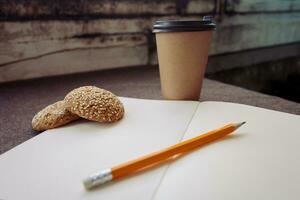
[83,122,246,189]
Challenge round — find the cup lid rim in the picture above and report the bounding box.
[153,17,216,33]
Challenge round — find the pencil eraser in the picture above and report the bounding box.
[83,177,94,190]
[82,168,113,190]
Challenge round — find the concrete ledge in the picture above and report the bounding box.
[0,66,299,154]
[206,42,300,74]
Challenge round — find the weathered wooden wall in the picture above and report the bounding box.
[226,0,300,12]
[0,0,299,82]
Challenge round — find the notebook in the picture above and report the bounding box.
[0,97,299,200]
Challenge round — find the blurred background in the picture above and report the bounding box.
[0,0,299,102]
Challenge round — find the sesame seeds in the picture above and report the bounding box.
[32,100,80,132]
[32,86,125,132]
[64,86,124,123]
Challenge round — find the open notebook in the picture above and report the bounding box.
[0,97,299,200]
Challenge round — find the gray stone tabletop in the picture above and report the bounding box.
[0,66,299,154]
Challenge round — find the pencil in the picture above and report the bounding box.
[83,122,246,189]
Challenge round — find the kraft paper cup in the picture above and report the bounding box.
[153,16,216,100]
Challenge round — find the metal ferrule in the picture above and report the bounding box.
[83,168,113,190]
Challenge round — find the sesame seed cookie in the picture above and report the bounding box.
[64,86,124,123]
[32,100,80,131]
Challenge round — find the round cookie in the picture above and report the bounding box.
[32,100,80,131]
[64,86,124,123]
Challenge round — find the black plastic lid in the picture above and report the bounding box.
[153,16,216,33]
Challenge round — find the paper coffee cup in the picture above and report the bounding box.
[153,16,216,100]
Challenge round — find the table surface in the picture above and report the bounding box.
[0,66,299,154]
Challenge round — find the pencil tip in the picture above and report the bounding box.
[234,121,246,129]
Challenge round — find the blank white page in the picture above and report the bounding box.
[0,97,198,200]
[154,101,300,200]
